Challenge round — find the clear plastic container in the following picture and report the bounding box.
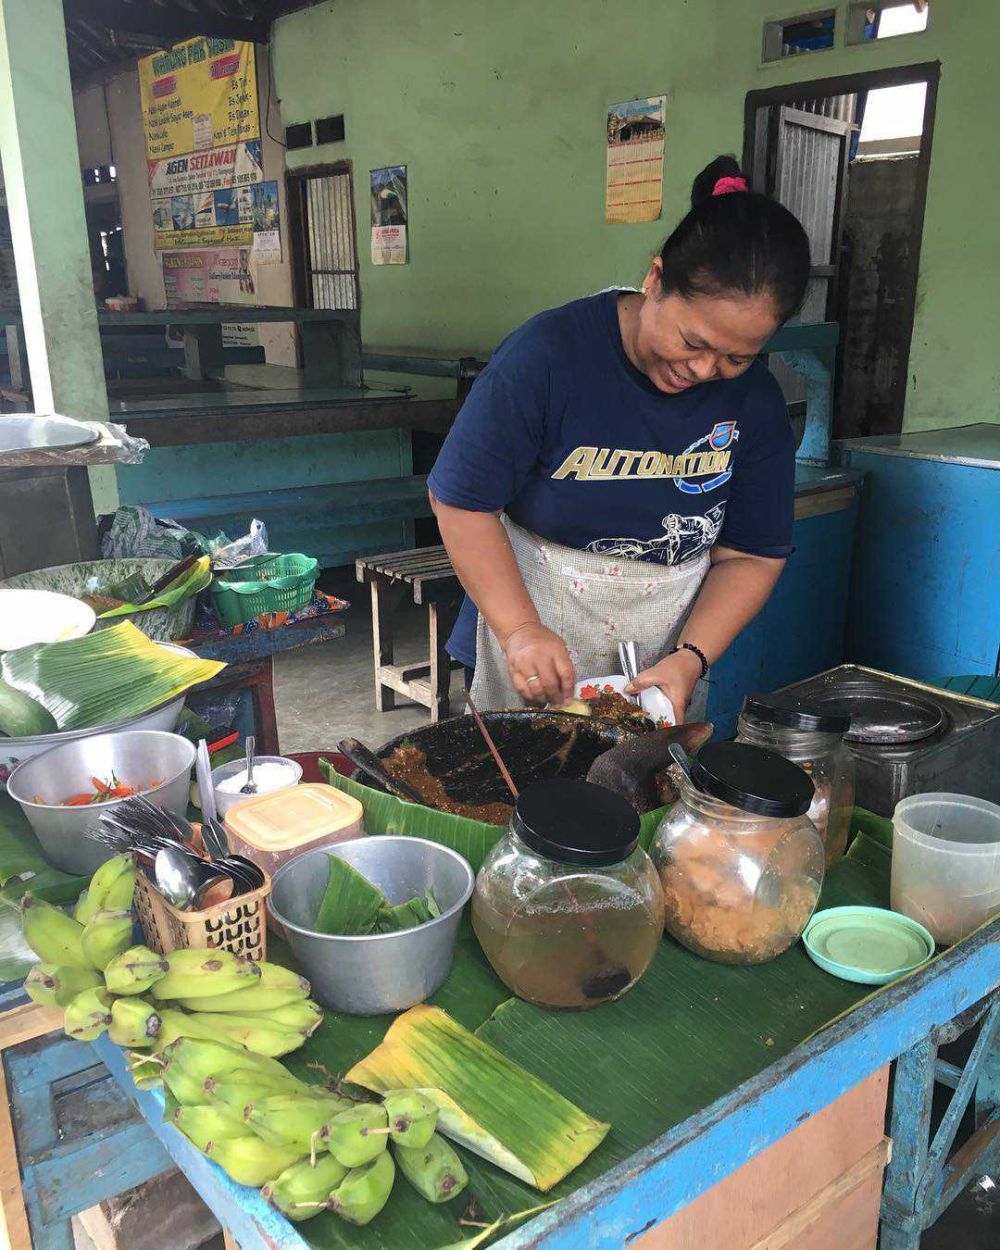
[471,778,664,1009]
[736,693,855,867]
[224,783,364,875]
[891,792,1000,945]
[650,741,824,965]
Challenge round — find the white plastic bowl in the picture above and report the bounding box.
[0,589,95,652]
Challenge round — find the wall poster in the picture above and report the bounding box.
[605,95,666,225]
[370,165,408,265]
[250,181,282,264]
[161,247,257,346]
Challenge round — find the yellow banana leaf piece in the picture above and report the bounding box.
[98,555,212,618]
[346,1005,610,1191]
[1,621,224,730]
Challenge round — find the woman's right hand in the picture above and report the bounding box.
[502,622,576,705]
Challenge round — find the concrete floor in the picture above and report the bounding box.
[273,580,450,753]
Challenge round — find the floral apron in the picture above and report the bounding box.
[469,516,710,716]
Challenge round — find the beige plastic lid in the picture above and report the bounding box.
[224,783,364,852]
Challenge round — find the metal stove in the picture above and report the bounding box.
[776,665,1000,817]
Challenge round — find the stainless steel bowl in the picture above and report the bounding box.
[7,730,196,875]
[269,837,475,1016]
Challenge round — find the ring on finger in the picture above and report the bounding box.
[526,674,540,685]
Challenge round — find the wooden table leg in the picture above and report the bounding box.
[371,575,404,712]
[428,598,461,724]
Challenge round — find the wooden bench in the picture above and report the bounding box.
[356,545,463,722]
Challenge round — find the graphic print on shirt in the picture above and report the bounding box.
[586,503,726,563]
[551,421,739,495]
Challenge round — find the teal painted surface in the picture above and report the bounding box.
[845,453,1000,679]
[709,499,859,736]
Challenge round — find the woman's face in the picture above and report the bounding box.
[630,259,782,394]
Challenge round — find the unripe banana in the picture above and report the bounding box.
[319,1104,389,1169]
[206,1136,303,1187]
[162,1036,299,1087]
[327,1151,395,1226]
[185,1011,308,1058]
[393,1132,468,1203]
[382,1091,439,1149]
[171,1103,253,1152]
[256,1000,323,1035]
[150,949,261,1000]
[81,909,133,971]
[108,998,161,1048]
[74,854,135,923]
[245,1094,353,1153]
[204,1073,309,1113]
[104,945,169,995]
[63,987,114,1041]
[21,894,91,968]
[262,1154,348,1221]
[24,963,103,1008]
[130,1056,164,1091]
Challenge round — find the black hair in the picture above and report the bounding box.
[656,155,811,323]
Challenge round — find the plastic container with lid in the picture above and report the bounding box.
[891,792,1000,945]
[471,778,664,1009]
[650,741,824,965]
[224,782,364,874]
[736,692,855,867]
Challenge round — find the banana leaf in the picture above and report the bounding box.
[347,1006,610,1191]
[314,854,385,935]
[319,759,668,870]
[97,555,212,618]
[1,621,224,730]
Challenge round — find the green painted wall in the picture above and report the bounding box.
[273,0,1000,432]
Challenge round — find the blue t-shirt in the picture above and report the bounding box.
[428,290,795,667]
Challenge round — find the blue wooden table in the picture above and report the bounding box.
[61,920,992,1250]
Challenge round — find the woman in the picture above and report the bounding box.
[428,155,811,721]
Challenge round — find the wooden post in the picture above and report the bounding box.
[371,575,404,712]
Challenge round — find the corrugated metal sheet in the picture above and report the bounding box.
[306,172,359,309]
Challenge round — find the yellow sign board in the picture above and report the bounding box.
[139,38,259,161]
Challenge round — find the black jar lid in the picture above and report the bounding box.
[512,779,641,867]
[742,691,851,735]
[689,741,814,818]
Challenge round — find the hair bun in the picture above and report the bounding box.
[691,154,746,208]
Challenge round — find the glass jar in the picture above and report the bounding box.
[650,741,824,965]
[472,778,664,1009]
[736,693,855,867]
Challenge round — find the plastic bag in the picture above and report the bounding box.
[209,519,269,569]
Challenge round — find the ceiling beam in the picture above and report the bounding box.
[62,1,271,47]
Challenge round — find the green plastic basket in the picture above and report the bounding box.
[209,553,319,627]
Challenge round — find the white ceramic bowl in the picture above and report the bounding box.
[0,589,95,652]
[575,675,675,728]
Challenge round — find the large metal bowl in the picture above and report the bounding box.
[7,730,196,875]
[0,641,195,791]
[269,838,475,1016]
[0,558,198,643]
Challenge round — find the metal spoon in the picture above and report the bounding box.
[618,640,641,705]
[154,844,229,912]
[668,742,695,784]
[240,735,257,795]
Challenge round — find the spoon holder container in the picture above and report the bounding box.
[134,869,270,960]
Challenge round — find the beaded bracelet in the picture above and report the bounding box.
[671,641,709,680]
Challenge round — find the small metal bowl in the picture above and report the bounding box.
[268,837,476,1016]
[7,730,196,875]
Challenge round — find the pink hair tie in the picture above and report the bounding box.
[712,175,748,196]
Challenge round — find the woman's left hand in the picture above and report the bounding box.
[626,648,704,725]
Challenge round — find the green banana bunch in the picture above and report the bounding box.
[393,1132,468,1204]
[253,999,323,1035]
[206,1136,303,1187]
[203,1072,311,1114]
[104,945,169,996]
[63,987,114,1041]
[328,1151,395,1226]
[175,960,308,1013]
[150,949,262,1000]
[245,1093,353,1154]
[108,998,161,1048]
[81,909,133,971]
[319,1104,390,1169]
[24,963,103,1008]
[261,1154,348,1222]
[74,855,136,924]
[162,1036,303,1099]
[21,895,91,969]
[382,1091,438,1149]
[171,1103,254,1152]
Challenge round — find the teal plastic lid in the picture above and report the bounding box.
[802,906,935,985]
